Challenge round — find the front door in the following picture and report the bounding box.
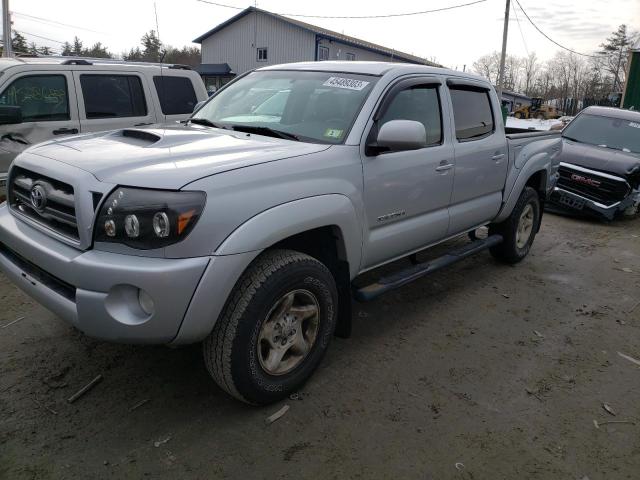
[361,78,455,269]
[446,83,508,234]
[0,71,80,188]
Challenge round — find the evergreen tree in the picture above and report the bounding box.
[599,25,635,91]
[61,42,73,56]
[141,30,162,62]
[28,42,39,55]
[12,32,29,55]
[72,36,83,56]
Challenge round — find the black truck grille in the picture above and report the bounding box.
[8,167,79,241]
[557,164,630,206]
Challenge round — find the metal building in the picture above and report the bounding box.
[193,6,438,92]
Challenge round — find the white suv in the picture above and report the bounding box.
[0,56,208,194]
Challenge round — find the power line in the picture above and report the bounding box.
[511,0,529,56]
[196,0,488,19]
[12,11,107,34]
[513,0,599,58]
[15,30,65,45]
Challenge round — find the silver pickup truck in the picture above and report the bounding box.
[0,62,561,404]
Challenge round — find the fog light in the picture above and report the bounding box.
[152,212,170,238]
[104,219,116,237]
[138,289,154,316]
[124,214,140,238]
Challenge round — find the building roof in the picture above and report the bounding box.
[193,6,439,67]
[194,63,234,75]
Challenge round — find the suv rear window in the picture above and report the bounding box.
[80,74,147,119]
[450,88,494,141]
[153,76,198,115]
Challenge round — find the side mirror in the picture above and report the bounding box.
[375,120,426,153]
[0,106,22,125]
[193,100,206,113]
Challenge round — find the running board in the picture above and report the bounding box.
[353,234,503,302]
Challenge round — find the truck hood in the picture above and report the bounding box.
[25,124,331,189]
[559,139,640,178]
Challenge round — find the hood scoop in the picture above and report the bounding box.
[121,129,162,144]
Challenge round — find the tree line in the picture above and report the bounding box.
[3,30,201,67]
[472,25,637,113]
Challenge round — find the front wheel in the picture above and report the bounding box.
[203,249,338,405]
[489,186,541,264]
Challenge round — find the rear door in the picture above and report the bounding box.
[73,71,157,132]
[361,77,455,269]
[0,71,80,187]
[446,80,508,234]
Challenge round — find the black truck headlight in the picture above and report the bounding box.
[94,188,206,249]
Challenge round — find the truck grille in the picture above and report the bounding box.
[8,167,79,241]
[557,163,630,206]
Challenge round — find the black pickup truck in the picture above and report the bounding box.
[549,106,640,220]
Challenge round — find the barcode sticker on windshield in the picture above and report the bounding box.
[629,122,640,129]
[323,77,370,91]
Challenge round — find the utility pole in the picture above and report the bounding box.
[496,0,510,101]
[2,0,11,57]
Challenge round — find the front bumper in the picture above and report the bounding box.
[0,204,256,344]
[549,186,640,220]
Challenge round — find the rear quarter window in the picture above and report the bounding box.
[450,88,494,141]
[153,76,198,115]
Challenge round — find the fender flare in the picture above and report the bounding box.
[215,194,363,278]
[494,153,551,224]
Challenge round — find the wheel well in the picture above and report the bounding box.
[525,170,547,230]
[268,226,352,338]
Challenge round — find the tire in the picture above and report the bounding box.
[203,249,338,405]
[489,186,541,264]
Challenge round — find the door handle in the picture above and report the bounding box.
[492,153,505,162]
[134,122,153,126]
[52,128,79,135]
[435,163,454,172]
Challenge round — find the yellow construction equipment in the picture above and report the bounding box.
[513,98,559,119]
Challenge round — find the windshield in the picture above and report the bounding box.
[192,70,378,144]
[562,113,640,154]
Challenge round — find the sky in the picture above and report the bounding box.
[7,0,640,69]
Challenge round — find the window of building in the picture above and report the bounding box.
[0,75,69,122]
[318,46,330,61]
[449,88,494,141]
[80,74,147,119]
[153,76,198,114]
[379,85,442,146]
[257,48,268,62]
[345,53,355,61]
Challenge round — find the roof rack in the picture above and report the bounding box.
[61,59,93,65]
[168,64,192,70]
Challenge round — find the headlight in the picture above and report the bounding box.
[94,188,206,249]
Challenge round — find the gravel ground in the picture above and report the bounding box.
[1,212,639,479]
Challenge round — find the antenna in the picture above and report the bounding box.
[154,1,167,123]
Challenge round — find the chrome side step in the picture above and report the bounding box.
[353,234,503,302]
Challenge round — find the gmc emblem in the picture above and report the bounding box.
[570,173,601,187]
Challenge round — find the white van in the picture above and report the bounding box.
[0,56,208,194]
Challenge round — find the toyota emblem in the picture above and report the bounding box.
[30,184,47,212]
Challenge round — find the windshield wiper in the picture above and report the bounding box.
[562,135,582,143]
[229,125,300,142]
[188,118,228,129]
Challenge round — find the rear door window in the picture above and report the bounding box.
[449,88,494,141]
[153,76,198,115]
[0,74,69,122]
[80,74,147,119]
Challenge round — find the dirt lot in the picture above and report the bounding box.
[1,212,639,479]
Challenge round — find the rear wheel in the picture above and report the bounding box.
[203,249,338,405]
[489,186,541,264]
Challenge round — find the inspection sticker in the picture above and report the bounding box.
[629,122,640,129]
[323,77,370,91]
[324,128,344,139]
